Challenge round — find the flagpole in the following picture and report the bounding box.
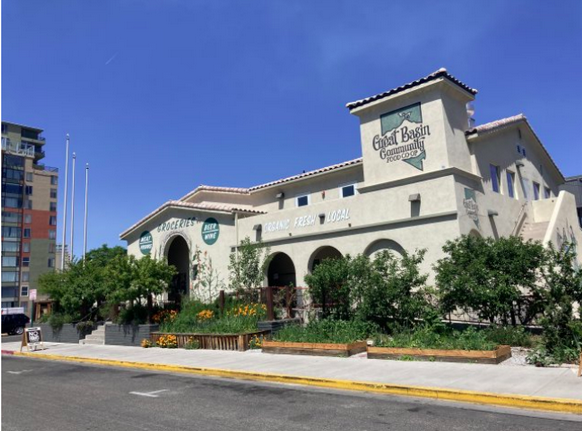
[60,135,70,270]
[83,163,89,261]
[70,152,76,260]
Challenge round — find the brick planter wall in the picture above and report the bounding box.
[104,323,159,346]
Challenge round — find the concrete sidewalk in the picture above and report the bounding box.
[2,341,581,413]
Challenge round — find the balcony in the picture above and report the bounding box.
[1,139,35,157]
[33,164,59,173]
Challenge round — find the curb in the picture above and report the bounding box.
[5,350,582,415]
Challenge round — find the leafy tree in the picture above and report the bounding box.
[352,250,434,329]
[228,237,271,300]
[435,235,545,325]
[305,256,352,320]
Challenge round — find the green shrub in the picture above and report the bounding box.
[47,313,73,331]
[375,326,497,351]
[274,318,378,344]
[117,304,149,325]
[483,325,535,348]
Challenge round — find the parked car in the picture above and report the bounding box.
[2,313,30,335]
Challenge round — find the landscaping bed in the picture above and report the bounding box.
[150,330,270,352]
[367,344,511,364]
[262,340,366,357]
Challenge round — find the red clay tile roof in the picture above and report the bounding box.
[119,200,264,239]
[180,185,250,202]
[466,114,564,181]
[346,68,478,111]
[249,158,363,191]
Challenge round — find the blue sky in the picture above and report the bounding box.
[3,0,581,254]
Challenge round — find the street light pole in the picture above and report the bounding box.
[83,163,89,261]
[70,152,76,259]
[60,134,70,270]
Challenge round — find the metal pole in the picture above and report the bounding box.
[83,163,89,261]
[70,153,76,260]
[60,134,70,270]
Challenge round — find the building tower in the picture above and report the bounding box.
[1,121,59,318]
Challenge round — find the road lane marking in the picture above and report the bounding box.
[7,370,33,375]
[129,389,168,398]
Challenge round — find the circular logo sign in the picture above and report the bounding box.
[139,231,153,255]
[201,218,219,245]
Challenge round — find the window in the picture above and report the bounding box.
[23,228,31,238]
[522,148,527,157]
[2,242,20,253]
[48,243,56,253]
[544,187,551,199]
[50,202,57,212]
[2,226,21,238]
[340,183,356,198]
[2,257,19,267]
[2,272,19,282]
[2,211,20,223]
[25,185,33,195]
[517,144,521,153]
[296,194,310,207]
[3,197,22,208]
[3,183,23,194]
[490,164,501,193]
[26,172,33,182]
[25,199,32,209]
[23,242,30,253]
[21,286,29,297]
[48,229,56,239]
[506,171,516,199]
[48,258,55,268]
[50,188,57,199]
[533,182,540,200]
[24,214,32,224]
[49,216,57,226]
[51,176,58,185]
[22,272,29,282]
[22,257,30,267]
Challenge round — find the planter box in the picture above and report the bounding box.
[104,323,159,347]
[262,340,367,357]
[367,345,512,364]
[38,323,95,343]
[150,330,270,352]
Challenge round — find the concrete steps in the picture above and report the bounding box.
[79,324,105,345]
[520,221,549,242]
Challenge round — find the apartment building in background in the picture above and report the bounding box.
[560,175,582,228]
[2,121,59,318]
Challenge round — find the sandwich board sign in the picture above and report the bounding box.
[20,327,44,352]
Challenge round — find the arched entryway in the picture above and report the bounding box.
[166,235,190,305]
[308,246,343,272]
[267,252,296,287]
[364,239,405,258]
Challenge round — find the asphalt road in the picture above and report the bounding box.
[2,356,580,431]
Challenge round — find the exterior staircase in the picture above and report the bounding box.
[520,221,549,242]
[79,324,105,345]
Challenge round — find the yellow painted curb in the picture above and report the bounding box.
[11,351,582,414]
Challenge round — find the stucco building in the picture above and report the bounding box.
[120,69,582,303]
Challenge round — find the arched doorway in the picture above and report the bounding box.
[166,235,189,305]
[308,246,342,272]
[267,253,296,287]
[364,239,405,258]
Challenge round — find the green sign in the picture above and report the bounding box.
[202,218,219,245]
[139,231,153,255]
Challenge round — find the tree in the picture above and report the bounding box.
[435,235,546,325]
[228,237,271,300]
[305,256,352,320]
[352,250,433,329]
[192,247,224,303]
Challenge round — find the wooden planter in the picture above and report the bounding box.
[262,340,367,357]
[367,344,512,364]
[150,330,270,352]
